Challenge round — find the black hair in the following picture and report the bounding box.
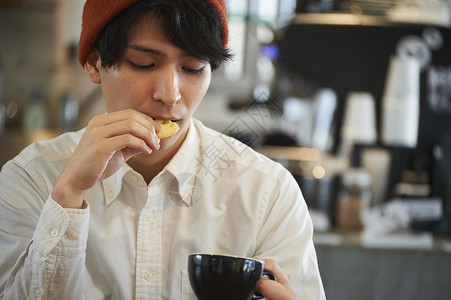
[94,0,232,70]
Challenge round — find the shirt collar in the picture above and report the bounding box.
[100,118,203,207]
[101,163,134,206]
[164,118,203,207]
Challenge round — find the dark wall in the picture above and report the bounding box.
[277,23,451,152]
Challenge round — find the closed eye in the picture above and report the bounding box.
[128,61,155,70]
[183,66,206,75]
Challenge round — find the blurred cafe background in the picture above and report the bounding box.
[1,0,451,299]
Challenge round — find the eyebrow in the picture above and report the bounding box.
[127,44,166,57]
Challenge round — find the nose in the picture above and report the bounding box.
[153,67,181,105]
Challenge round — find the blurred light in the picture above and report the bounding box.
[253,83,270,102]
[433,144,443,160]
[257,0,278,21]
[312,165,326,179]
[283,97,305,122]
[423,27,443,50]
[256,26,274,44]
[256,56,275,82]
[260,44,279,61]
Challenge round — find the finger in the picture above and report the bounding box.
[99,147,144,180]
[121,147,146,162]
[254,258,290,286]
[89,109,161,132]
[119,109,162,131]
[99,118,160,150]
[256,278,296,300]
[83,134,152,166]
[104,134,154,155]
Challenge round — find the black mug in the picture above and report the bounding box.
[187,253,276,300]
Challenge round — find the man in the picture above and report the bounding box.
[0,0,325,299]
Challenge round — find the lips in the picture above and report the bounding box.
[153,117,179,123]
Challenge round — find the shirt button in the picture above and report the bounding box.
[144,271,154,281]
[145,212,153,222]
[34,287,43,297]
[106,191,115,200]
[67,231,79,240]
[50,228,59,238]
[130,175,139,182]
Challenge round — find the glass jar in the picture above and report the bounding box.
[336,167,372,229]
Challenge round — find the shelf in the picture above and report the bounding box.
[314,227,451,253]
[292,12,450,28]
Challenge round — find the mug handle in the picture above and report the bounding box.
[252,271,277,299]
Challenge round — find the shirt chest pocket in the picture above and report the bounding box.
[181,270,196,300]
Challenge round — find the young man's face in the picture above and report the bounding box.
[95,15,212,151]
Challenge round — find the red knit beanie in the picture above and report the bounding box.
[78,0,229,67]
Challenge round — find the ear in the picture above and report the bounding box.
[83,51,102,84]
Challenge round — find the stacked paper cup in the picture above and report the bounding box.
[341,91,377,145]
[381,55,420,148]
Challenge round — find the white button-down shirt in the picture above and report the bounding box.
[0,118,325,299]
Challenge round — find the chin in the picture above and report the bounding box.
[157,122,188,152]
[157,133,181,151]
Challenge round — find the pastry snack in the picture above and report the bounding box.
[155,119,180,139]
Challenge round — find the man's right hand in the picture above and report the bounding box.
[255,258,297,300]
[52,109,161,209]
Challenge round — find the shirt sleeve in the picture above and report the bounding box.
[0,160,90,300]
[255,166,326,300]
